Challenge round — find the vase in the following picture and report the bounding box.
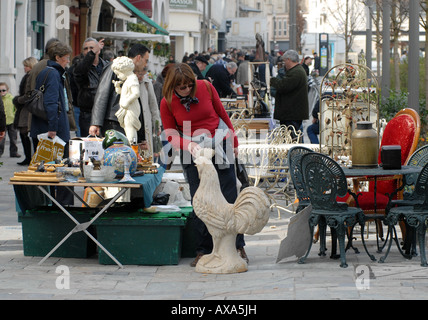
[102,130,130,149]
[103,141,138,176]
[118,150,136,182]
[351,121,379,168]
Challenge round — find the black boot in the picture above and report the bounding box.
[17,133,32,166]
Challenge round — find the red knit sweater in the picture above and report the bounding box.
[160,80,238,151]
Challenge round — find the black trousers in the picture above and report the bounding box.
[182,153,245,255]
[79,110,92,137]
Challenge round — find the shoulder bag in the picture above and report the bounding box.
[24,68,53,120]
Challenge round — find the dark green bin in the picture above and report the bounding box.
[21,207,97,258]
[94,211,187,265]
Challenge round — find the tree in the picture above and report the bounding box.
[296,3,306,54]
[327,0,366,62]
[391,0,409,92]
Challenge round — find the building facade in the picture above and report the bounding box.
[0,0,170,94]
[168,0,224,62]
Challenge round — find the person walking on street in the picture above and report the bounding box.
[89,44,150,145]
[30,41,72,149]
[30,41,73,206]
[0,82,20,158]
[270,50,309,139]
[313,52,321,73]
[13,57,38,165]
[301,56,312,76]
[73,37,109,137]
[0,97,6,142]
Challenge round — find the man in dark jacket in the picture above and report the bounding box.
[271,50,308,138]
[189,55,208,80]
[89,44,150,144]
[205,62,238,98]
[73,38,109,136]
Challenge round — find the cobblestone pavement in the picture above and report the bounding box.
[1,138,428,302]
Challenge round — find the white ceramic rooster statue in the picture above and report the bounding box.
[192,148,271,274]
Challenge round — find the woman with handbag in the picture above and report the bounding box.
[30,41,73,206]
[30,41,71,150]
[160,63,248,267]
[13,57,38,165]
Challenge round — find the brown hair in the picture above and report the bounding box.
[47,41,72,61]
[162,63,197,104]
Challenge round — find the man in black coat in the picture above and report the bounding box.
[73,37,109,136]
[271,50,308,138]
[189,56,209,80]
[206,62,238,98]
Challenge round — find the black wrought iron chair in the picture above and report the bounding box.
[287,146,314,213]
[381,162,428,267]
[299,152,363,268]
[382,145,428,257]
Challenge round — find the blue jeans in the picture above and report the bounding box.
[307,122,319,144]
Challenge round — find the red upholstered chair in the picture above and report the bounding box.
[349,108,421,238]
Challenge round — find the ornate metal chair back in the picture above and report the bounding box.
[267,125,301,145]
[288,146,314,205]
[403,145,428,201]
[301,152,348,211]
[415,162,428,209]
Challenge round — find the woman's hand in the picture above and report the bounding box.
[47,131,57,139]
[234,147,239,158]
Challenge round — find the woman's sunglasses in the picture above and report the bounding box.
[176,83,194,91]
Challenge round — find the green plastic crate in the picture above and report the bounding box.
[94,211,187,265]
[21,207,96,258]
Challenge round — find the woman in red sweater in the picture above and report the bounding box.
[160,63,247,267]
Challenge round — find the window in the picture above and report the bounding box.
[278,20,282,36]
[274,19,277,37]
[283,19,287,35]
[255,22,261,34]
[232,22,239,35]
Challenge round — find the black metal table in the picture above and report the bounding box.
[342,165,422,261]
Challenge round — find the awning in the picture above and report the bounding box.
[119,0,169,35]
[106,0,132,20]
[91,31,170,43]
